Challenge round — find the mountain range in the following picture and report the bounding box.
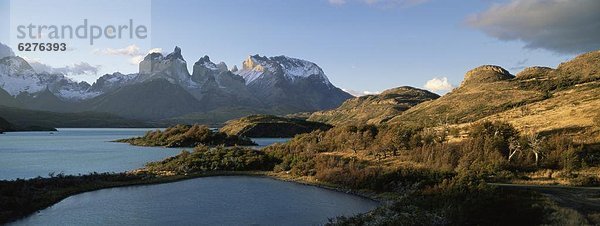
[0,47,352,123]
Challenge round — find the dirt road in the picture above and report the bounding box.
[491,183,600,214]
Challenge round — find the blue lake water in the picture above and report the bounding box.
[1,129,373,225]
[0,128,289,180]
[10,176,378,226]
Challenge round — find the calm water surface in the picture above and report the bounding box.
[0,128,289,180]
[11,176,378,226]
[2,131,373,225]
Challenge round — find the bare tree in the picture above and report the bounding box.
[527,133,545,166]
[436,116,450,144]
[508,137,521,162]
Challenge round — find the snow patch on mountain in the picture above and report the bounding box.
[236,55,332,86]
[0,56,101,100]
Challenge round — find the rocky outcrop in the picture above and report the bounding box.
[137,46,194,87]
[462,65,514,85]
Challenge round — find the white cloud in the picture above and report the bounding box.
[342,88,381,97]
[0,42,15,59]
[25,57,100,76]
[94,45,163,65]
[424,77,453,92]
[467,0,600,54]
[129,55,145,65]
[94,45,141,57]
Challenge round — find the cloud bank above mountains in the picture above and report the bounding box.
[94,45,163,65]
[26,59,101,76]
[468,0,600,54]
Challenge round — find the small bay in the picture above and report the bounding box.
[10,176,378,226]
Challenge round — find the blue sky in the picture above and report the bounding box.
[2,0,597,95]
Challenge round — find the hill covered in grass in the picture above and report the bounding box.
[220,115,332,138]
[308,87,439,126]
[383,50,600,142]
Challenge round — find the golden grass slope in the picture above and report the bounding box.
[388,50,600,141]
[388,79,545,126]
[308,86,439,126]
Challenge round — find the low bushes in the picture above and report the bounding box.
[145,146,278,174]
[117,124,255,147]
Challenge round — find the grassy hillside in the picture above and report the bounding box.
[387,50,600,142]
[387,66,546,126]
[220,114,332,138]
[477,82,600,142]
[309,86,439,126]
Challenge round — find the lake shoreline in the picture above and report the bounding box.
[2,170,384,224]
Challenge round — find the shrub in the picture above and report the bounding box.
[145,146,278,173]
[119,124,255,147]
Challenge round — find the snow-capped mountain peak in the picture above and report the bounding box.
[165,46,184,61]
[271,55,329,82]
[0,56,100,100]
[90,72,139,93]
[195,56,218,71]
[237,55,331,85]
[0,56,36,75]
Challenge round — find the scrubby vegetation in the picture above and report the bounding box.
[260,120,599,225]
[265,121,598,184]
[117,124,255,147]
[145,146,278,173]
